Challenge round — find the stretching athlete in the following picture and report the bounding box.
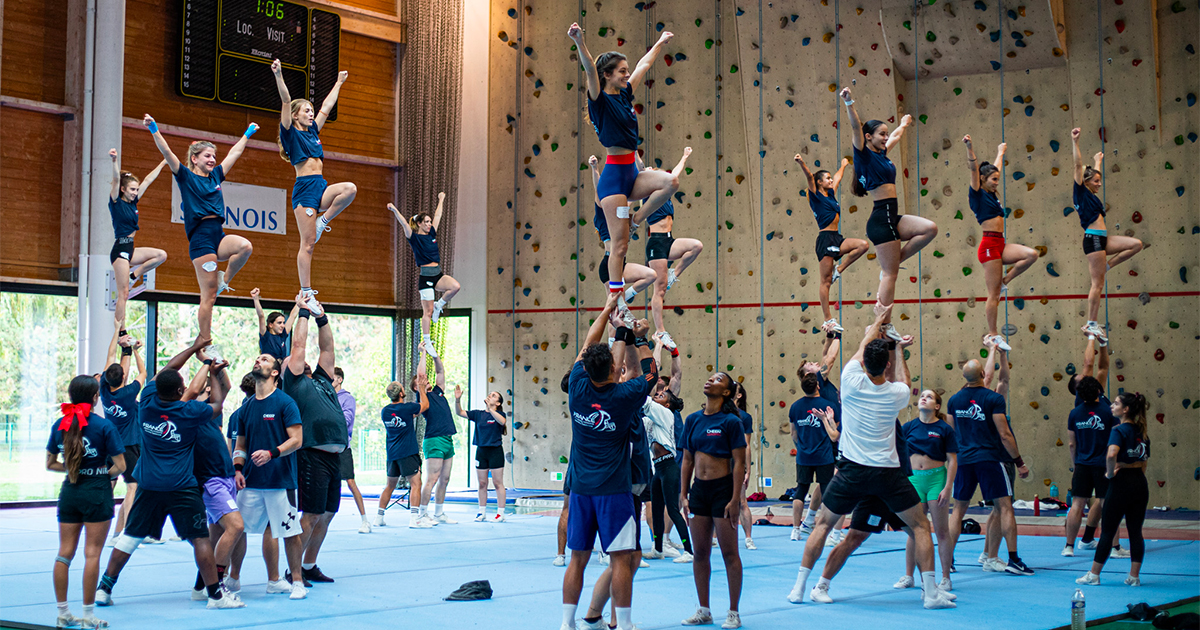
[390,195,461,356]
[107,149,167,323]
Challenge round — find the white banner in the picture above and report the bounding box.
[171,179,287,235]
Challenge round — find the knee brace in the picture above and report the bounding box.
[55,555,72,567]
[114,534,144,554]
[419,288,436,301]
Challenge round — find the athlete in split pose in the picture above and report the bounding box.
[390,195,460,356]
[272,59,357,308]
[107,149,167,323]
[587,155,658,317]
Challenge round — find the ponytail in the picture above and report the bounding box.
[716,372,739,415]
[63,375,100,484]
[594,52,627,91]
[1117,391,1149,439]
[851,120,885,198]
[979,161,1000,181]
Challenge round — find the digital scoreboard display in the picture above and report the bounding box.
[179,0,341,119]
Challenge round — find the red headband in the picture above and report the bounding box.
[59,403,92,432]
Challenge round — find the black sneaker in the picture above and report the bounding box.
[1005,557,1035,576]
[303,565,334,583]
[284,569,312,588]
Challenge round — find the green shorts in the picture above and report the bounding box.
[423,435,455,460]
[908,466,947,502]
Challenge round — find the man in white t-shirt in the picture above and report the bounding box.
[786,304,955,610]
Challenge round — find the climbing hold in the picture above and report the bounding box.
[1115,19,1125,34]
[507,8,516,17]
[1014,298,1026,310]
[1050,140,1060,152]
[1041,386,1050,396]
[1166,162,1174,170]
[810,134,819,142]
[1046,263,1060,277]
[1127,320,1138,329]
[1182,267,1189,283]
[1177,186,1186,197]
[1013,171,1025,180]
[962,267,972,277]
[1030,401,1040,409]
[990,61,1002,71]
[1065,363,1076,375]
[954,87,962,95]
[1154,349,1165,361]
[802,37,811,46]
[975,98,988,109]
[1132,211,1143,223]
[1040,334,1050,344]
[926,31,936,42]
[1025,105,1034,116]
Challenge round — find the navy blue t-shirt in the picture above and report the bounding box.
[1109,423,1150,464]
[901,418,958,463]
[469,409,504,448]
[672,409,684,458]
[587,85,639,151]
[738,410,753,436]
[968,186,1003,223]
[101,381,142,447]
[259,331,288,360]
[174,165,226,237]
[1074,388,1107,409]
[135,379,211,491]
[790,396,837,466]
[194,413,234,482]
[1069,399,1116,467]
[47,414,125,479]
[235,389,302,489]
[630,409,652,491]
[108,197,140,238]
[852,145,896,191]
[567,361,655,495]
[422,386,457,438]
[645,199,675,226]
[226,398,249,442]
[1072,181,1105,229]
[278,122,323,165]
[382,402,421,461]
[817,374,842,427]
[948,386,1008,465]
[408,228,440,267]
[808,190,840,229]
[681,410,747,459]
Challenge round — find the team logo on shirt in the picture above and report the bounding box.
[924,430,943,439]
[82,437,98,458]
[143,416,182,443]
[384,414,407,428]
[104,402,128,418]
[1126,441,1148,461]
[705,428,723,436]
[573,404,615,432]
[1075,413,1107,431]
[262,414,276,421]
[796,412,823,428]
[955,401,986,422]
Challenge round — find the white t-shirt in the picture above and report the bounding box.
[642,398,677,453]
[838,359,911,467]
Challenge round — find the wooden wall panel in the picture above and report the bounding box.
[334,0,398,17]
[0,109,66,281]
[0,0,68,104]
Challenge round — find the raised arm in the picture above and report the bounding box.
[316,313,335,377]
[1095,341,1109,385]
[138,160,168,199]
[794,152,817,192]
[668,347,682,396]
[454,384,468,418]
[431,192,446,231]
[995,347,1010,397]
[182,361,210,402]
[109,149,122,201]
[567,23,601,99]
[157,335,209,379]
[284,304,300,334]
[963,135,980,190]
[1071,127,1085,184]
[821,333,841,378]
[669,146,692,178]
[982,337,999,388]
[841,88,864,150]
[432,353,446,391]
[387,203,414,239]
[830,157,851,190]
[132,340,147,386]
[889,335,914,385]
[993,143,1007,173]
[252,288,267,335]
[628,31,674,94]
[315,70,348,131]
[207,362,231,419]
[885,115,912,152]
[416,372,430,414]
[288,294,310,375]
[220,123,260,175]
[143,115,182,174]
[576,292,621,360]
[1092,151,1104,174]
[117,335,133,385]
[818,406,841,442]
[850,302,891,365]
[271,59,293,129]
[106,323,122,368]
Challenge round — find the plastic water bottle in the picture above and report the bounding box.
[1071,589,1086,630]
[1050,483,1059,499]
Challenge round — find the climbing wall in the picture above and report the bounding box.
[487,0,1199,506]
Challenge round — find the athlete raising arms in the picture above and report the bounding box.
[389,194,461,356]
[107,149,168,323]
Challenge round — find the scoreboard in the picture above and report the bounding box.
[178,0,341,120]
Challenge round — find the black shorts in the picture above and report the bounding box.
[646,232,674,262]
[980,462,1017,506]
[866,198,901,245]
[387,453,422,478]
[110,237,135,265]
[687,475,735,518]
[1071,464,1109,499]
[419,272,444,292]
[849,496,908,534]
[339,447,356,481]
[598,254,611,285]
[124,486,209,540]
[815,231,845,261]
[120,444,140,484]
[57,477,115,524]
[820,459,922,516]
[297,448,341,515]
[1082,233,1108,255]
[475,445,505,470]
[796,462,835,490]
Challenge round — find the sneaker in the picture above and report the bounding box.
[824,319,845,333]
[374,514,386,527]
[494,513,506,523]
[1076,571,1100,585]
[673,551,694,564]
[216,271,233,295]
[422,339,438,358]
[830,268,842,283]
[662,546,681,558]
[1081,322,1105,338]
[421,514,439,527]
[639,558,650,568]
[682,608,713,625]
[301,289,322,314]
[881,323,904,342]
[56,612,81,628]
[79,615,109,629]
[435,513,457,525]
[894,575,914,589]
[207,589,246,609]
[810,583,834,604]
[553,554,566,567]
[939,577,953,592]
[923,592,957,610]
[666,268,679,290]
[289,583,307,600]
[358,520,372,534]
[95,590,112,606]
[266,579,292,594]
[559,624,574,630]
[991,334,1012,352]
[617,303,636,328]
[474,513,486,523]
[1124,575,1141,586]
[191,587,207,601]
[313,215,331,244]
[106,535,117,548]
[721,610,742,629]
[1111,547,1131,559]
[982,558,1007,572]
[284,570,312,588]
[744,538,757,550]
[923,587,956,602]
[302,566,334,583]
[431,300,445,324]
[664,540,683,551]
[799,523,813,535]
[949,563,957,574]
[409,515,433,529]
[791,527,802,541]
[1005,558,1035,576]
[598,552,610,566]
[1077,539,1099,550]
[654,330,677,350]
[143,537,162,545]
[642,548,664,560]
[205,345,225,366]
[1062,545,1075,557]
[977,552,990,565]
[825,531,843,548]
[577,618,606,630]
[222,577,241,593]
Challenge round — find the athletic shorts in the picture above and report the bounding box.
[423,435,455,460]
[57,477,115,524]
[237,488,302,538]
[110,236,135,265]
[866,198,901,245]
[124,486,209,540]
[566,492,637,553]
[1082,232,1108,255]
[953,461,1013,502]
[292,174,328,210]
[594,205,610,243]
[908,466,947,502]
[688,475,735,518]
[475,445,505,470]
[120,444,140,484]
[187,218,225,260]
[597,154,639,201]
[419,271,444,292]
[387,454,422,478]
[982,462,1017,506]
[297,448,341,515]
[598,254,611,285]
[1071,464,1109,499]
[815,230,845,261]
[339,447,356,481]
[978,231,1005,263]
[796,462,835,489]
[820,459,922,516]
[203,476,239,525]
[849,496,907,534]
[646,232,674,262]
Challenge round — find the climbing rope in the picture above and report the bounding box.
[835,0,844,372]
[509,0,524,488]
[1096,0,1111,395]
[756,0,767,486]
[914,1,924,386]
[714,0,723,369]
[999,0,1009,378]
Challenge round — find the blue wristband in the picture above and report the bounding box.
[244,125,257,138]
[147,121,159,134]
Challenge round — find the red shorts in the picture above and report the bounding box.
[978,231,1005,263]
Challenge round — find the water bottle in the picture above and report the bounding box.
[1050,483,1059,499]
[1066,488,1073,506]
[1071,589,1086,630]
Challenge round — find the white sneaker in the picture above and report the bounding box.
[552,554,566,567]
[191,587,207,601]
[422,339,438,358]
[673,551,694,564]
[222,577,241,593]
[894,575,914,589]
[301,289,322,314]
[57,612,81,628]
[881,323,904,342]
[666,268,679,290]
[1111,547,1131,558]
[991,334,1012,352]
[494,513,506,523]
[374,514,386,527]
[810,583,834,604]
[799,523,813,535]
[744,537,757,550]
[431,300,445,324]
[830,268,842,283]
[721,610,742,629]
[289,583,307,600]
[266,579,291,594]
[824,319,845,333]
[1077,540,1099,550]
[654,330,677,350]
[977,551,990,564]
[1062,545,1075,556]
[314,215,331,244]
[559,624,574,630]
[939,577,953,592]
[216,271,233,294]
[421,514,439,527]
[1125,575,1141,586]
[409,515,433,529]
[598,552,610,566]
[95,590,112,606]
[435,513,457,524]
[682,608,713,625]
[791,527,802,541]
[79,615,109,629]
[982,558,1007,572]
[207,589,246,609]
[662,545,681,558]
[1000,283,1009,295]
[923,587,956,602]
[205,345,225,366]
[617,303,636,328]
[923,592,957,609]
[642,548,664,560]
[665,540,683,551]
[1076,571,1100,585]
[358,520,372,534]
[825,530,843,547]
[577,618,607,630]
[639,558,649,568]
[474,513,487,522]
[787,574,807,604]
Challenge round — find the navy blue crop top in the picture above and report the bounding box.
[1072,181,1105,229]
[968,186,1004,223]
[587,85,640,151]
[109,197,140,238]
[645,199,675,226]
[852,145,896,191]
[808,190,840,229]
[407,227,440,266]
[279,123,324,165]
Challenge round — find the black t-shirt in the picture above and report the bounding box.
[282,365,348,450]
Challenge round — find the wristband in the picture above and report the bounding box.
[298,308,311,319]
[233,450,247,460]
[202,358,213,365]
[887,340,897,351]
[634,336,649,348]
[119,329,128,337]
[1014,456,1025,468]
[147,121,159,134]
[234,462,244,472]
[669,347,679,358]
[270,447,281,459]
[244,124,258,138]
[844,99,854,106]
[314,314,329,328]
[121,346,133,357]
[614,326,633,345]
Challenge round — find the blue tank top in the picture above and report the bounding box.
[852,145,896,191]
[109,197,139,238]
[407,227,440,266]
[808,190,840,229]
[645,199,675,226]
[587,85,639,151]
[968,186,1004,223]
[279,123,324,165]
[1072,181,1105,229]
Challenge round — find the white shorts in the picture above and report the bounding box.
[237,488,302,539]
